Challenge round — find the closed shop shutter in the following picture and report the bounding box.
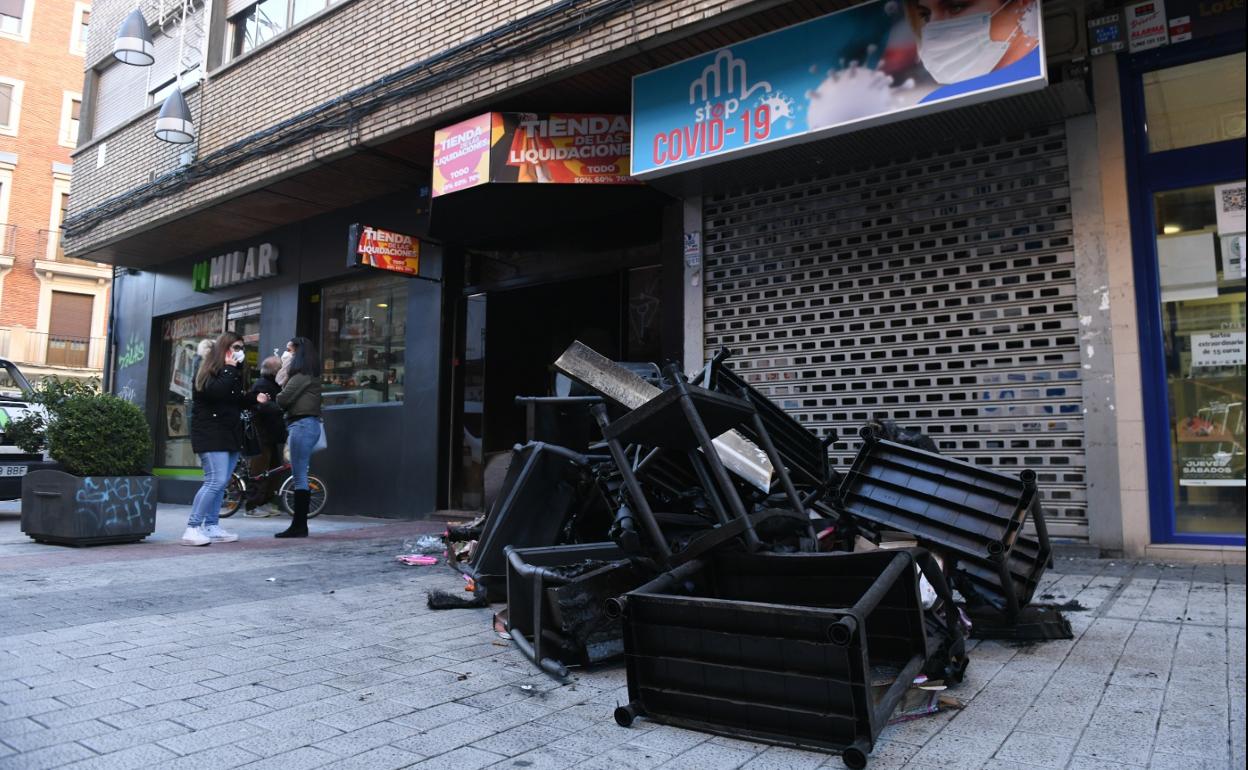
[93,61,148,136]
[50,291,93,339]
[702,123,1088,539]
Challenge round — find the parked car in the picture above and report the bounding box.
[0,359,56,500]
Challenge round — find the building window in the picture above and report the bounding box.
[0,167,13,258]
[319,274,407,407]
[60,93,82,147]
[71,4,91,56]
[148,66,201,107]
[0,0,32,41]
[45,177,72,260]
[230,0,336,59]
[0,78,22,136]
[47,291,94,369]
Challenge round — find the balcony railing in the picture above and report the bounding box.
[38,229,105,267]
[0,224,14,258]
[0,328,106,372]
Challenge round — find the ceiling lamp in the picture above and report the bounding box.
[112,9,155,66]
[155,89,195,144]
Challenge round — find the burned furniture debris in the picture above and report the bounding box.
[611,549,966,769]
[835,425,1054,624]
[440,340,1079,767]
[504,542,649,678]
[463,442,607,599]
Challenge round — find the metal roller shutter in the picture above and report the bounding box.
[703,123,1088,539]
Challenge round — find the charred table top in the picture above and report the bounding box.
[601,386,756,451]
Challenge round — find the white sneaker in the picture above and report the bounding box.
[204,524,239,543]
[180,526,211,546]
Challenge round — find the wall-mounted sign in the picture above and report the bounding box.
[1088,12,1127,55]
[348,224,420,276]
[432,113,636,197]
[162,306,224,341]
[432,113,494,197]
[192,243,278,292]
[630,0,1047,178]
[1126,0,1170,52]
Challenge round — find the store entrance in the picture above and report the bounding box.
[451,267,662,510]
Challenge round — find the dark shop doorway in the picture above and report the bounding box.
[451,266,662,510]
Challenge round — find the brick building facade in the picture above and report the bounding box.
[1,0,111,381]
[63,0,1246,560]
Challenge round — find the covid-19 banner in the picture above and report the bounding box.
[631,0,1047,177]
[432,113,637,197]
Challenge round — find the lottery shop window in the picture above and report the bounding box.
[319,274,407,407]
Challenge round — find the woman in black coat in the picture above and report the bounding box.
[182,332,267,546]
[243,355,287,516]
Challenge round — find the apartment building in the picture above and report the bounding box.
[63,0,1244,561]
[1,0,111,381]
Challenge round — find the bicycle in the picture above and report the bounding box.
[219,453,328,519]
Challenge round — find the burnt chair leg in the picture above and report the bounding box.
[614,702,644,727]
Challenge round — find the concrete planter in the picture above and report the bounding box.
[21,470,158,546]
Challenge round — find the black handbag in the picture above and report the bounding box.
[241,413,263,457]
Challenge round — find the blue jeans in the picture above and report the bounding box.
[286,418,320,492]
[189,450,240,528]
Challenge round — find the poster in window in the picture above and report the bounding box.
[166,404,189,438]
[169,342,196,400]
[1214,180,1246,235]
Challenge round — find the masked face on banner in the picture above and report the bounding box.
[907,0,1040,84]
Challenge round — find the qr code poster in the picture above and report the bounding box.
[1214,181,1246,235]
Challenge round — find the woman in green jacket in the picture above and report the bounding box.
[274,336,323,538]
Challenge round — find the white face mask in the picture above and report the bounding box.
[232,349,246,365]
[918,1,1018,85]
[281,350,293,367]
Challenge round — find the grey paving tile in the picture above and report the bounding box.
[318,745,425,770]
[80,718,189,753]
[389,702,482,732]
[903,732,1003,770]
[0,718,114,752]
[993,731,1076,768]
[312,720,419,757]
[314,698,413,732]
[471,722,570,757]
[234,722,345,759]
[0,741,97,770]
[237,745,338,770]
[740,745,828,770]
[658,741,756,769]
[565,743,668,770]
[158,720,268,756]
[408,745,505,770]
[60,743,180,770]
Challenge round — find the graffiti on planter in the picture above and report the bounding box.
[76,477,156,532]
[116,334,147,370]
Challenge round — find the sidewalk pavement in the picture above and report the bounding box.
[0,504,1244,770]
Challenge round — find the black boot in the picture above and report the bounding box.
[275,490,309,538]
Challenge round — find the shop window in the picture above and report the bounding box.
[319,274,406,407]
[158,306,225,468]
[47,292,94,368]
[1152,185,1246,536]
[1143,52,1246,153]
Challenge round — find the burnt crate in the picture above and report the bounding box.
[614,550,964,768]
[504,542,650,678]
[836,427,1051,617]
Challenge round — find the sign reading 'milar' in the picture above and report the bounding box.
[193,243,279,292]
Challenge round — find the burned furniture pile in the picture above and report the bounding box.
[445,341,1062,768]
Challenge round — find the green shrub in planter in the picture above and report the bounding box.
[46,394,152,477]
[21,391,157,546]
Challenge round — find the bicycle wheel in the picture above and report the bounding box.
[278,475,328,519]
[220,474,245,518]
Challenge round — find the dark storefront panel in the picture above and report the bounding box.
[111,190,446,518]
[702,124,1088,539]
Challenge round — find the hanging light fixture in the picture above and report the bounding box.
[112,9,155,66]
[155,88,195,143]
[155,0,196,144]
